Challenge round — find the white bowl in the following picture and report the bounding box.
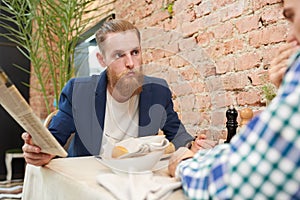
[99,151,164,174]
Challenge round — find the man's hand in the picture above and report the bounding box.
[22,132,55,166]
[269,40,300,88]
[168,147,194,177]
[190,134,217,153]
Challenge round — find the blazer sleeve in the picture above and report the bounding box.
[152,78,194,149]
[162,83,193,149]
[48,78,76,146]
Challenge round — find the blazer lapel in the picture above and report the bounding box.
[95,71,107,139]
[139,76,153,137]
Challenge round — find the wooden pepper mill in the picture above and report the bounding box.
[225,105,238,143]
[240,107,254,126]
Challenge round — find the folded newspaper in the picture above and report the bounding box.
[0,67,67,157]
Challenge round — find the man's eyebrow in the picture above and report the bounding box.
[112,47,140,54]
[132,47,141,51]
[111,50,124,55]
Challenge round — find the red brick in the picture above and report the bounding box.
[171,83,194,96]
[205,43,225,59]
[222,73,249,90]
[179,37,197,51]
[249,26,287,47]
[200,13,221,30]
[150,10,170,26]
[206,76,225,92]
[181,18,202,37]
[174,11,189,25]
[211,111,226,127]
[143,63,165,76]
[252,0,282,10]
[142,50,153,64]
[181,111,204,126]
[235,15,260,34]
[235,52,262,71]
[195,94,212,109]
[167,69,179,84]
[248,69,269,86]
[162,42,180,54]
[196,31,215,47]
[180,67,196,81]
[211,91,236,108]
[133,3,155,19]
[161,17,177,30]
[195,1,212,17]
[260,4,285,26]
[190,82,208,93]
[170,55,190,68]
[211,21,234,39]
[179,95,196,111]
[224,38,244,55]
[198,61,217,77]
[221,1,246,21]
[151,49,166,60]
[173,0,203,13]
[216,57,235,74]
[237,89,262,105]
[155,57,171,68]
[212,0,235,9]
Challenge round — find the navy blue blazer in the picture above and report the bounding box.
[49,71,193,157]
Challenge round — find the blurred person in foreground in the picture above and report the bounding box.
[22,19,216,166]
[269,28,300,88]
[169,0,300,198]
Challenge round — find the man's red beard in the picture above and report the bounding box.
[107,68,144,99]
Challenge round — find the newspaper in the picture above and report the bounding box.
[0,68,67,157]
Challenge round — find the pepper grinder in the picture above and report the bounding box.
[225,105,238,143]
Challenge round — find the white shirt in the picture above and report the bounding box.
[100,90,139,157]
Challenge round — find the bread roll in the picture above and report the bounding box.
[164,142,175,154]
[112,146,129,158]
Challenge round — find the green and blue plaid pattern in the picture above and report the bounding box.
[177,51,300,199]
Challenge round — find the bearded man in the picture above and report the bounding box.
[21,20,212,166]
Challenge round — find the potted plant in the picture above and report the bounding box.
[0,0,110,115]
[261,83,277,106]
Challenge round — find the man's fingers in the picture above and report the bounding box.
[197,134,207,140]
[278,41,299,55]
[168,147,194,177]
[21,132,54,166]
[22,132,34,145]
[196,139,217,149]
[22,143,41,154]
[23,153,53,166]
[21,132,30,141]
[273,42,300,66]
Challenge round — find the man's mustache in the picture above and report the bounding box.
[116,69,140,79]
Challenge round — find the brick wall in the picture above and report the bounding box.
[31,0,288,140]
[113,0,288,139]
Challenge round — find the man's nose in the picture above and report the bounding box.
[125,55,134,69]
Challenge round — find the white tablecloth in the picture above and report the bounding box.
[21,156,185,200]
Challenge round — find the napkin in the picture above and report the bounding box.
[107,135,168,159]
[96,172,181,200]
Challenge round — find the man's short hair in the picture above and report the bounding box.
[95,19,141,53]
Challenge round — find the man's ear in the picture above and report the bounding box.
[96,52,106,67]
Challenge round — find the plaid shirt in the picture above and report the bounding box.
[176,51,300,199]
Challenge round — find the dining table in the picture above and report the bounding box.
[21,156,186,200]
